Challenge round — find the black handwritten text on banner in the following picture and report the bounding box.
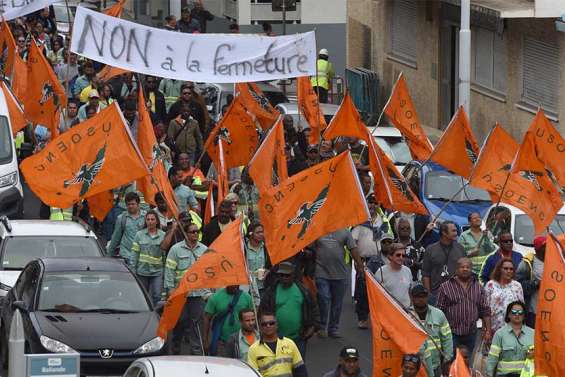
[70,7,317,83]
[1,0,58,21]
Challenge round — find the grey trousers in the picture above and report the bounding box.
[172,296,205,355]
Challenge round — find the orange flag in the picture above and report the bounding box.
[157,217,249,339]
[1,81,28,135]
[235,82,280,130]
[0,21,16,77]
[512,110,565,188]
[23,40,67,137]
[324,92,372,142]
[20,103,149,208]
[104,0,127,17]
[535,234,565,377]
[11,53,27,102]
[97,65,128,82]
[383,73,433,160]
[204,96,259,169]
[449,349,471,377]
[368,137,428,215]
[297,76,327,144]
[248,118,287,190]
[366,271,428,377]
[87,191,114,222]
[430,106,479,178]
[258,152,370,264]
[136,87,179,215]
[469,124,562,234]
[323,93,426,215]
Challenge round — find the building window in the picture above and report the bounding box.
[471,27,507,97]
[389,0,417,66]
[521,37,559,114]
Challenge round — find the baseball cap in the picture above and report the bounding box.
[533,235,546,251]
[277,262,295,275]
[88,89,100,98]
[410,284,429,297]
[380,233,394,242]
[339,346,359,359]
[181,6,190,12]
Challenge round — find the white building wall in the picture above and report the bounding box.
[301,0,346,24]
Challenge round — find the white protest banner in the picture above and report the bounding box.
[1,0,58,21]
[70,6,317,83]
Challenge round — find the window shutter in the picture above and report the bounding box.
[391,0,417,62]
[522,37,559,112]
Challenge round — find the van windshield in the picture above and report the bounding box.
[0,116,13,164]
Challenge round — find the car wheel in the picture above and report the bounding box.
[0,324,8,370]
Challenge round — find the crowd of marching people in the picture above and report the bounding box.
[1,3,561,377]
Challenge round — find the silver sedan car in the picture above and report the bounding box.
[123,356,260,377]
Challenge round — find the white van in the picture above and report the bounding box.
[0,90,24,219]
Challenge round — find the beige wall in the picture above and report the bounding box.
[347,0,565,142]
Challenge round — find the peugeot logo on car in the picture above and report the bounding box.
[99,349,113,359]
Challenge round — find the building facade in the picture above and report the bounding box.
[347,0,565,140]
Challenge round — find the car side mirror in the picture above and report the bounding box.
[12,300,28,313]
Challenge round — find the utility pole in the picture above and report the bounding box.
[459,0,471,114]
[282,0,286,36]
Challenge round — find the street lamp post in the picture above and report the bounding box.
[459,0,471,114]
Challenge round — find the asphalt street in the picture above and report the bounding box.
[2,184,374,376]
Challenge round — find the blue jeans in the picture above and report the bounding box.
[292,338,307,360]
[137,275,163,305]
[315,278,346,334]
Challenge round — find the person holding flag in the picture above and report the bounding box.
[164,220,209,355]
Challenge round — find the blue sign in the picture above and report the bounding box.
[26,353,80,377]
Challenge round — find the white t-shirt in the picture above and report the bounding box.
[375,264,413,308]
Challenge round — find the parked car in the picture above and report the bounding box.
[123,356,261,377]
[482,203,565,255]
[0,87,24,219]
[0,257,165,375]
[0,217,105,305]
[367,126,412,172]
[402,161,492,237]
[275,102,339,130]
[53,1,98,38]
[198,82,288,122]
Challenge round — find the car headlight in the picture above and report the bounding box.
[133,337,164,354]
[40,335,77,353]
[0,172,17,188]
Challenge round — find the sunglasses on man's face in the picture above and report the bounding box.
[261,321,276,327]
[511,309,525,315]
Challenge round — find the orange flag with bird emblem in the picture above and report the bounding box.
[23,39,67,137]
[204,96,259,169]
[136,86,179,215]
[104,0,127,17]
[258,152,370,264]
[383,73,433,161]
[248,118,287,190]
[366,271,428,377]
[235,82,280,130]
[469,124,562,234]
[323,94,427,215]
[157,217,249,339]
[297,76,327,144]
[20,103,149,208]
[367,137,428,215]
[0,20,16,77]
[535,234,565,377]
[512,109,565,188]
[430,106,479,178]
[1,81,28,135]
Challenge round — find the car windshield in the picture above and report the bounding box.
[514,214,565,246]
[1,237,102,269]
[374,136,412,165]
[424,170,491,201]
[38,271,150,312]
[0,116,12,164]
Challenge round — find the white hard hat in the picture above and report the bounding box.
[319,48,328,56]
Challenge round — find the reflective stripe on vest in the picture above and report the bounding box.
[311,59,330,89]
[49,207,73,221]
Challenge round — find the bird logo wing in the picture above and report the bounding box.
[247,84,273,113]
[465,138,478,164]
[40,82,54,105]
[387,167,414,201]
[519,170,543,192]
[63,144,107,197]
